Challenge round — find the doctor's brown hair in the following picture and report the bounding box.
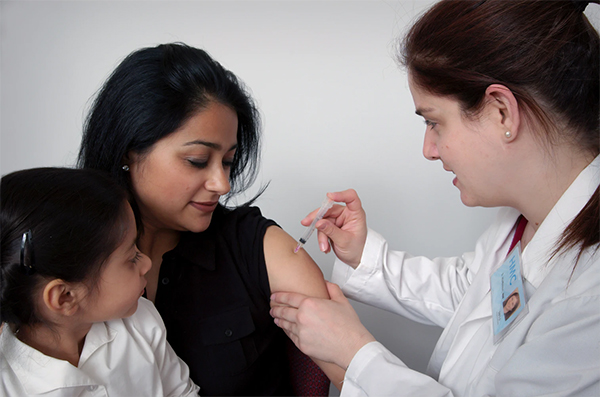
[399,0,599,260]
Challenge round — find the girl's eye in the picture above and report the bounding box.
[222,159,234,168]
[131,251,142,264]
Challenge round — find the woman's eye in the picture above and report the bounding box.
[222,159,234,168]
[187,159,208,169]
[424,120,437,129]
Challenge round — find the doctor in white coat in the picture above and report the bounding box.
[270,0,600,396]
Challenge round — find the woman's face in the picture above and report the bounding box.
[128,101,238,234]
[504,294,520,313]
[408,77,508,208]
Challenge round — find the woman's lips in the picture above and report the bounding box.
[191,201,218,212]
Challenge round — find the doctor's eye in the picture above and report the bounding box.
[424,120,437,129]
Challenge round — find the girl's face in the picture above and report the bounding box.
[81,204,151,321]
[128,101,238,234]
[408,77,508,208]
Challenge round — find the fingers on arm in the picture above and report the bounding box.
[325,281,346,302]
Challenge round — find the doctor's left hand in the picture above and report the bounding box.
[270,281,376,370]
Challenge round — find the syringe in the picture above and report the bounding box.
[294,197,334,253]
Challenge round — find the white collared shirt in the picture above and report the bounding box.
[0,298,199,397]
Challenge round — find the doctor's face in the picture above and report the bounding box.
[408,76,507,208]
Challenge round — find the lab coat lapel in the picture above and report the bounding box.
[427,209,520,379]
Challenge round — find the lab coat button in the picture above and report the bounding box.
[88,385,98,391]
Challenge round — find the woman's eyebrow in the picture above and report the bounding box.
[184,140,221,149]
[183,141,238,151]
[415,107,435,117]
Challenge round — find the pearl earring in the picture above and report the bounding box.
[122,165,130,171]
[505,131,511,138]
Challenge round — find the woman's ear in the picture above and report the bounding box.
[42,279,84,317]
[485,84,521,142]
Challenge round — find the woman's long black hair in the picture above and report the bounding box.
[78,43,262,233]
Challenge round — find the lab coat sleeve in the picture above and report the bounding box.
[332,229,477,327]
[134,298,200,396]
[341,342,454,397]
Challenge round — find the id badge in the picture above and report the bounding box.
[491,242,527,344]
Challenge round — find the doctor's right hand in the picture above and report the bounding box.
[302,189,367,268]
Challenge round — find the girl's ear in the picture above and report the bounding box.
[42,279,84,317]
[485,84,521,142]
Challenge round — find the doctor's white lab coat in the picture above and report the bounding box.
[332,156,600,397]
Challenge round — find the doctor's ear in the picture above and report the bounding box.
[484,84,521,142]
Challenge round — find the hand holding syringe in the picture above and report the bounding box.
[294,197,334,253]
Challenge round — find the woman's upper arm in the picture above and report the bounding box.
[263,225,346,387]
[263,225,329,298]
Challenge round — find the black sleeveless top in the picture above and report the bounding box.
[153,205,293,396]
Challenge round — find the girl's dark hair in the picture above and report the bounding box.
[400,0,599,259]
[1,167,129,327]
[77,42,262,232]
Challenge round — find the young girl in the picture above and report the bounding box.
[0,167,199,396]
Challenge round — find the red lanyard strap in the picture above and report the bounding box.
[508,215,528,255]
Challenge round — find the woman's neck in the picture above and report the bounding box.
[138,226,181,303]
[16,322,91,367]
[511,146,593,242]
[138,226,180,259]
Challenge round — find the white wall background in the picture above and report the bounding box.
[0,1,514,394]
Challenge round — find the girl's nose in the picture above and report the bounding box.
[139,252,152,276]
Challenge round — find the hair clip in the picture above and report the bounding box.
[20,230,36,275]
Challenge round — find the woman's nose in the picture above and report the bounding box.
[206,164,231,195]
[422,129,440,161]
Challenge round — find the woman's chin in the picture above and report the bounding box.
[184,215,214,233]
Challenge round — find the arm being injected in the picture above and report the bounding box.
[294,197,334,253]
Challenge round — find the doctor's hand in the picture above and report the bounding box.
[302,189,367,268]
[270,281,376,370]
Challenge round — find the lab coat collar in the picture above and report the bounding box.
[521,155,600,288]
[1,321,116,394]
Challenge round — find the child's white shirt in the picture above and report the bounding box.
[0,297,199,396]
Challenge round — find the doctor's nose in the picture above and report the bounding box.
[422,129,440,161]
